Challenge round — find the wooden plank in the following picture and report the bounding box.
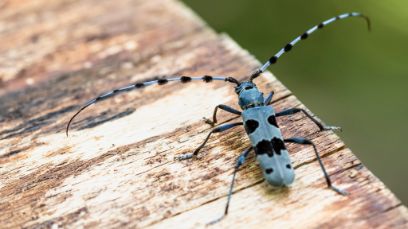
[0,0,407,228]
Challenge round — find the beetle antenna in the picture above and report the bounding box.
[250,12,370,81]
[66,75,239,136]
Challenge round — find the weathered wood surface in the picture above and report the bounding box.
[0,0,407,228]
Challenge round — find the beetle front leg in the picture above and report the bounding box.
[204,104,241,126]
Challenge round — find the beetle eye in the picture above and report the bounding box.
[244,86,253,90]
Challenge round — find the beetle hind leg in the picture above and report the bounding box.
[207,147,253,225]
[284,137,348,196]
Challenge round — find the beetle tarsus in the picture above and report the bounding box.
[330,185,348,196]
[174,153,194,161]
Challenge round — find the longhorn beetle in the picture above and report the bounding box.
[66,13,370,224]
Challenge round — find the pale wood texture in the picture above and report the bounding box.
[0,0,407,228]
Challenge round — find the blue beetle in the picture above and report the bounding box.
[67,12,370,224]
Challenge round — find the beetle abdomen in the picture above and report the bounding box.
[242,106,295,186]
[255,140,295,186]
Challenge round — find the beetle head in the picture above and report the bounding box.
[235,81,264,109]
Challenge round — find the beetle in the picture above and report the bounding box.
[66,12,370,224]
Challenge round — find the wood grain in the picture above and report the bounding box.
[0,0,407,228]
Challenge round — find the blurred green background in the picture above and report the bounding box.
[183,0,408,204]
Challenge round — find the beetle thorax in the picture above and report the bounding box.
[235,81,265,110]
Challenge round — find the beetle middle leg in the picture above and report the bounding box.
[284,137,347,195]
[175,122,243,160]
[204,104,241,126]
[208,146,253,225]
[276,107,341,131]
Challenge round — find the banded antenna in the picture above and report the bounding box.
[66,75,240,136]
[250,12,371,81]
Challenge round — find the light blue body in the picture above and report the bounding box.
[237,82,295,187]
[242,106,295,186]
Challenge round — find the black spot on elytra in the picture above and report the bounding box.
[180,76,191,83]
[158,79,168,85]
[245,119,259,134]
[267,115,278,128]
[255,140,273,157]
[286,164,291,169]
[318,23,324,29]
[271,137,286,155]
[265,168,274,174]
[284,44,293,52]
[202,75,213,82]
[269,56,278,64]
[135,83,144,88]
[301,32,308,40]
